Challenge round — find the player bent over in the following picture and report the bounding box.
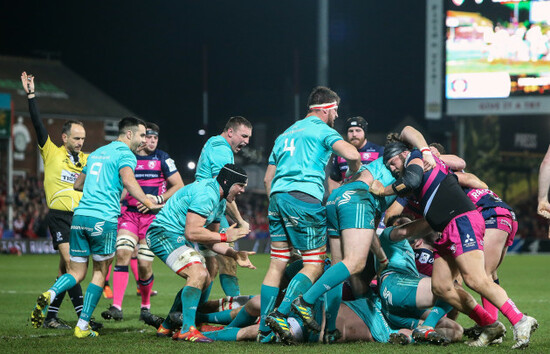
[146,164,255,342]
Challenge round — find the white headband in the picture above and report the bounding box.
[309,101,338,110]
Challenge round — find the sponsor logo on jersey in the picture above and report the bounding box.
[91,221,105,236]
[338,190,356,206]
[166,158,177,172]
[56,231,63,242]
[60,169,79,184]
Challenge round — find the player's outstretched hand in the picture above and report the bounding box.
[21,72,35,94]
[369,180,385,196]
[537,201,550,220]
[227,223,250,242]
[234,251,256,269]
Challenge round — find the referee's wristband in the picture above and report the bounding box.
[220,233,227,242]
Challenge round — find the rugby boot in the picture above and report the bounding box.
[102,285,113,299]
[463,324,482,339]
[323,328,342,344]
[141,311,165,329]
[412,325,450,345]
[157,324,175,338]
[74,326,99,338]
[257,330,278,343]
[265,311,294,345]
[30,291,51,328]
[511,315,538,349]
[291,295,321,332]
[468,321,506,347]
[42,317,71,330]
[101,305,123,321]
[89,318,103,331]
[173,326,213,343]
[389,332,413,345]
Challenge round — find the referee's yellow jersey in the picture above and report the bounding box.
[39,136,89,212]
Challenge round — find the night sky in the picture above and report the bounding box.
[2,1,426,170]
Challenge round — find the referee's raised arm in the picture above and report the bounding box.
[21,72,48,147]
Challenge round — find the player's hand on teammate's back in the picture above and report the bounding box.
[369,180,385,196]
[234,251,256,269]
[226,223,250,242]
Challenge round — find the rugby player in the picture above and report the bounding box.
[102,122,184,321]
[145,164,255,343]
[371,131,538,349]
[196,116,252,298]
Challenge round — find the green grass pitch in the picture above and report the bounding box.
[1,253,549,353]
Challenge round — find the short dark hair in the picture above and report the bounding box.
[223,116,252,132]
[307,86,340,111]
[429,142,445,154]
[146,122,160,133]
[61,120,84,136]
[118,116,146,135]
[386,213,414,227]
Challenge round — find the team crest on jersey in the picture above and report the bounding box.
[56,232,63,242]
[148,161,156,169]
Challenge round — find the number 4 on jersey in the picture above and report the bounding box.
[283,138,296,156]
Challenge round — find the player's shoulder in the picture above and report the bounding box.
[154,149,171,159]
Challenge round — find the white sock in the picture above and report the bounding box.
[76,319,89,331]
[47,290,56,305]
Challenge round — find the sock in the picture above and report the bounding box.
[46,277,66,320]
[130,257,139,282]
[481,278,500,321]
[138,274,154,309]
[203,327,240,341]
[499,299,523,326]
[181,286,202,333]
[469,304,495,327]
[79,283,103,323]
[112,265,129,309]
[423,299,454,328]
[259,284,279,332]
[481,297,498,322]
[228,306,257,328]
[162,288,183,329]
[219,274,240,297]
[197,309,234,325]
[50,274,77,302]
[324,283,342,332]
[278,273,313,315]
[303,262,350,305]
[68,283,84,317]
[199,282,213,307]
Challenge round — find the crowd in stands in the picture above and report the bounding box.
[0,176,548,241]
[0,176,49,240]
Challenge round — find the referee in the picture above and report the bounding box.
[21,72,101,331]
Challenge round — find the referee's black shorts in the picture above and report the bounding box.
[46,209,74,250]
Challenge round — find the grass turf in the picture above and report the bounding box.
[1,253,549,352]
